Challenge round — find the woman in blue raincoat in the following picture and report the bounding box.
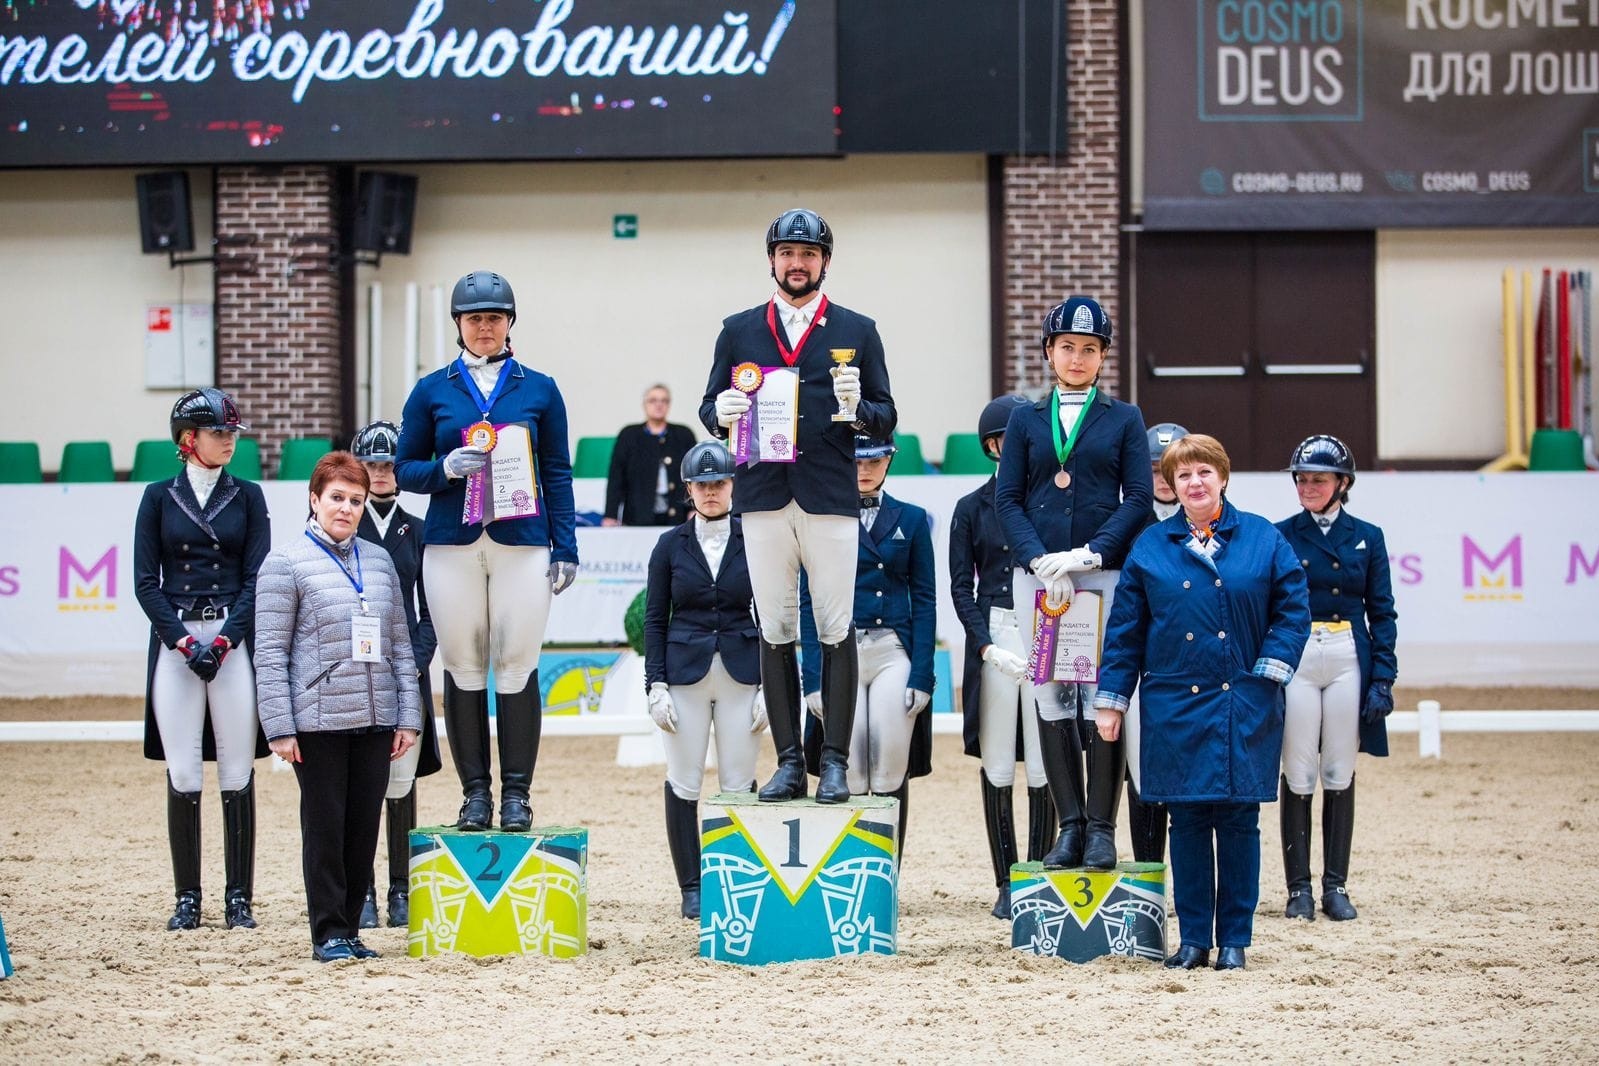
[1092,433,1309,972]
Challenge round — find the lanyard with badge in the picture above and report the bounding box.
[1049,385,1097,489]
[304,532,382,663]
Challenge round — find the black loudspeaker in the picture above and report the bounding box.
[136,171,194,254]
[353,171,418,255]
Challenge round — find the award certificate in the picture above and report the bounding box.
[733,365,800,464]
[1028,589,1104,684]
[462,421,539,525]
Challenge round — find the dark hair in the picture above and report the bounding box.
[1159,433,1231,489]
[309,450,371,496]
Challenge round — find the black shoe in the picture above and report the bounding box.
[1280,775,1315,921]
[680,888,701,920]
[359,883,379,929]
[1214,946,1247,970]
[444,673,494,830]
[663,782,702,921]
[1037,717,1086,867]
[1165,945,1210,969]
[496,672,542,833]
[346,937,380,960]
[167,890,202,932]
[224,890,256,930]
[1080,733,1125,870]
[991,885,1012,921]
[814,633,859,805]
[981,771,1018,915]
[757,641,809,801]
[312,938,357,963]
[220,775,256,929]
[386,883,410,929]
[1321,777,1359,921]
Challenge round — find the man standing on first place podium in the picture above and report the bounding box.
[700,208,897,804]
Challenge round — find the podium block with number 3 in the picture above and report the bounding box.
[1010,861,1167,964]
[407,826,588,959]
[699,794,899,965]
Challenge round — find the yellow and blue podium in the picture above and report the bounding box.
[1010,861,1167,964]
[407,826,588,959]
[699,794,899,965]
[0,913,12,978]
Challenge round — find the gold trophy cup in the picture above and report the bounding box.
[829,348,857,422]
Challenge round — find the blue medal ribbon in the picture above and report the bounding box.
[456,355,513,420]
[304,531,366,608]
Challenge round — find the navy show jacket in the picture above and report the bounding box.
[643,517,761,689]
[948,475,1020,757]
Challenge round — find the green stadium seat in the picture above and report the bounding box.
[573,436,615,479]
[939,433,994,475]
[130,439,181,483]
[277,437,334,481]
[56,441,117,483]
[1528,429,1587,472]
[0,442,43,484]
[891,433,927,474]
[228,437,264,481]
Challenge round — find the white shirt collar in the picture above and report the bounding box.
[773,292,821,326]
[1314,505,1343,532]
[185,462,222,507]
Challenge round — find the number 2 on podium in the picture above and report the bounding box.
[477,840,504,882]
[781,818,805,868]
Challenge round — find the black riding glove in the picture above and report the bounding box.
[188,637,230,683]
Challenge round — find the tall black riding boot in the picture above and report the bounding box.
[1026,786,1057,863]
[815,631,859,805]
[386,786,416,928]
[1321,776,1358,921]
[663,782,702,919]
[166,776,202,931]
[221,775,257,929]
[883,782,910,857]
[1126,774,1169,865]
[1081,733,1126,870]
[757,640,809,801]
[1037,716,1086,867]
[982,771,1018,920]
[496,671,542,832]
[444,672,494,830]
[1280,775,1315,921]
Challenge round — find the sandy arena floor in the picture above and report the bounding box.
[1,692,1596,1063]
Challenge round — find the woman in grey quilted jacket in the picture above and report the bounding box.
[255,451,422,963]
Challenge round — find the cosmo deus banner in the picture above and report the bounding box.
[0,0,837,166]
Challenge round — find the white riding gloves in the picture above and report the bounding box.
[1064,546,1103,572]
[831,364,861,418]
[1031,552,1076,581]
[750,687,769,734]
[1044,573,1075,609]
[714,388,751,428]
[443,446,489,480]
[647,682,678,733]
[805,690,825,719]
[904,688,931,717]
[548,561,577,595]
[982,644,1029,680]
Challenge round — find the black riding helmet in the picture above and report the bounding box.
[351,420,401,462]
[765,208,833,257]
[1288,434,1356,505]
[682,440,738,483]
[978,395,1030,460]
[170,388,247,445]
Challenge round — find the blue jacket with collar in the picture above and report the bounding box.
[1275,508,1398,757]
[1098,500,1310,804]
[994,390,1152,571]
[948,475,1020,757]
[395,356,578,561]
[643,517,761,689]
[698,298,896,518]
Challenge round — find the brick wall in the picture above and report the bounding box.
[1001,0,1122,397]
[215,165,343,475]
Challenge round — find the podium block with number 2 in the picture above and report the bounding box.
[1010,861,1166,964]
[699,794,899,966]
[407,826,588,959]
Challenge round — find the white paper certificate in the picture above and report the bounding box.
[1032,590,1104,683]
[487,423,539,523]
[737,367,800,464]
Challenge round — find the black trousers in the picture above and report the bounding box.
[292,731,393,944]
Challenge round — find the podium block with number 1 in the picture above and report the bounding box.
[699,794,899,965]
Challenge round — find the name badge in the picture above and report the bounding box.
[351,609,382,663]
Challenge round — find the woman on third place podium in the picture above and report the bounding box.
[134,388,270,932]
[1276,434,1398,923]
[255,452,422,963]
[643,440,767,920]
[995,296,1153,872]
[1093,433,1309,971]
[396,271,579,833]
[801,434,935,853]
[350,420,442,931]
[950,395,1056,919]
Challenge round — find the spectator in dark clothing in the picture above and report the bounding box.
[603,384,698,527]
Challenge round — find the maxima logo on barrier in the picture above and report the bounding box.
[1462,536,1521,603]
[58,547,117,612]
[1198,0,1364,121]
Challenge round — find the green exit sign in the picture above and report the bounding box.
[613,214,638,239]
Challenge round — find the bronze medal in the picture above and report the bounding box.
[1054,469,1071,489]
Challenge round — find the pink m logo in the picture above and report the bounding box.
[1461,536,1521,590]
[59,546,117,600]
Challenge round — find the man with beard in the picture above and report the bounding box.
[699,208,897,805]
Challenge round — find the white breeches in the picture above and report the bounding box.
[977,606,1049,788]
[848,629,918,795]
[386,726,421,799]
[663,655,762,802]
[1283,626,1362,793]
[424,538,551,691]
[151,617,257,793]
[741,501,858,646]
[1012,567,1121,724]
